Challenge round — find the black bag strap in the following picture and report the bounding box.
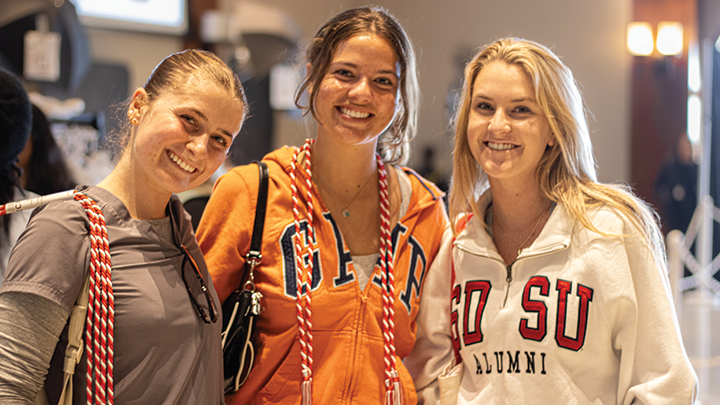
[244,161,269,290]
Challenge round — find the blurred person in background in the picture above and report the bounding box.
[16,104,77,195]
[0,67,36,283]
[654,132,698,234]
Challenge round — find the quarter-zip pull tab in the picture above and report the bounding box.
[502,262,514,307]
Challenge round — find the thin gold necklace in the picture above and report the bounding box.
[494,203,551,256]
[315,170,375,217]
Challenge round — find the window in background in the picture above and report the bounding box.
[69,0,187,35]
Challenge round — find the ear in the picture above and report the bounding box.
[547,133,557,147]
[128,88,148,123]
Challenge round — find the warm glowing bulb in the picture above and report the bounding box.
[657,22,683,55]
[627,22,653,56]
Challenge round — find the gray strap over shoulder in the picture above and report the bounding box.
[33,274,90,405]
[59,274,91,405]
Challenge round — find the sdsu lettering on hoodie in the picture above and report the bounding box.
[445,190,697,404]
[197,146,451,405]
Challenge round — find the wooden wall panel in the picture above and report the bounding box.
[630,0,697,232]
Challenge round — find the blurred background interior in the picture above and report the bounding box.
[2,0,720,402]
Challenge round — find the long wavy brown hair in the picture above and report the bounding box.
[294,6,419,165]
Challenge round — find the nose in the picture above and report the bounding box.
[487,109,511,134]
[348,77,372,103]
[187,134,210,159]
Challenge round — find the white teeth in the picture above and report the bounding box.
[340,107,370,119]
[487,142,516,151]
[168,151,197,173]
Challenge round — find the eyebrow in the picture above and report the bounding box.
[332,62,398,77]
[473,94,536,103]
[191,109,233,138]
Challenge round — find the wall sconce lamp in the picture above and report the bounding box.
[627,21,684,56]
[657,22,684,55]
[627,22,653,56]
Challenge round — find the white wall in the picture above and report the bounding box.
[85,28,183,92]
[387,0,633,183]
[257,0,633,183]
[83,0,633,183]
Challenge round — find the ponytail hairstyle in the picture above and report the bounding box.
[113,49,248,149]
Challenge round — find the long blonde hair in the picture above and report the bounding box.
[449,38,665,264]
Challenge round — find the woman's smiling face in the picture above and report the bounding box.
[467,61,555,186]
[129,75,244,196]
[313,33,400,146]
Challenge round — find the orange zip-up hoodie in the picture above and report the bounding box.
[197,146,450,405]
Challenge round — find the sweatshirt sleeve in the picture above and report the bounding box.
[403,225,454,405]
[598,212,698,404]
[196,168,256,303]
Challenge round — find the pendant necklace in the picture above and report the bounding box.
[315,169,375,218]
[495,203,551,256]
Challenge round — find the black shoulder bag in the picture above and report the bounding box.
[221,161,268,394]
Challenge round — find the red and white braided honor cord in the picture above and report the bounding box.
[378,161,402,405]
[289,140,401,405]
[1,190,114,404]
[291,141,315,405]
[74,192,114,405]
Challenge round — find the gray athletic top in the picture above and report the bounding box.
[0,185,223,404]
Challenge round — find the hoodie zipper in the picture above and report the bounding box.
[343,294,368,404]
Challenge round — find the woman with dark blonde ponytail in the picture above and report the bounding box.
[0,49,247,404]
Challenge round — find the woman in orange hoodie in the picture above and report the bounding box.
[198,6,453,405]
